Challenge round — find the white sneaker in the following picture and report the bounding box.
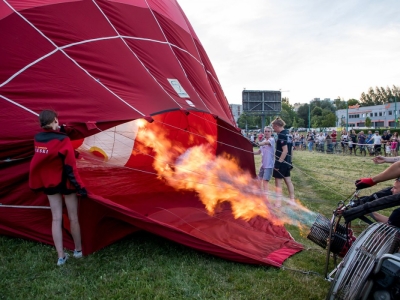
[73,250,83,258]
[57,253,69,266]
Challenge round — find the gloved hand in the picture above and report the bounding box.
[77,187,88,198]
[355,178,376,190]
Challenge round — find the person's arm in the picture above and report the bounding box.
[372,161,400,183]
[254,149,261,155]
[258,139,271,146]
[355,160,400,189]
[373,156,400,164]
[369,212,389,223]
[278,145,288,162]
[59,137,87,196]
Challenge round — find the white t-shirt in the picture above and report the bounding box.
[317,135,325,143]
[372,135,382,145]
[260,137,275,169]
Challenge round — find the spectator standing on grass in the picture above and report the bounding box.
[357,131,366,155]
[348,129,357,155]
[293,131,300,150]
[250,133,255,144]
[366,130,374,156]
[382,131,390,157]
[300,134,305,150]
[390,136,397,157]
[331,130,337,151]
[326,132,332,154]
[387,130,392,140]
[392,132,399,157]
[341,130,349,154]
[317,132,325,152]
[271,117,295,204]
[372,131,382,156]
[312,130,318,151]
[307,131,314,152]
[29,110,86,266]
[254,126,275,192]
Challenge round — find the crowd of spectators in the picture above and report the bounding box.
[246,128,400,156]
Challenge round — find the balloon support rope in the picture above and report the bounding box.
[280,266,323,277]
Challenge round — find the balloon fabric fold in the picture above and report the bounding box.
[0,0,302,267]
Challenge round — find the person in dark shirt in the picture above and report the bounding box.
[357,131,366,156]
[349,130,357,155]
[354,156,400,227]
[29,110,87,266]
[369,179,400,227]
[331,130,337,152]
[271,117,295,204]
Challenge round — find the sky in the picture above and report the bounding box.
[178,0,400,105]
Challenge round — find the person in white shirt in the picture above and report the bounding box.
[372,131,382,156]
[317,132,326,152]
[341,130,348,154]
[254,126,275,191]
[293,131,300,150]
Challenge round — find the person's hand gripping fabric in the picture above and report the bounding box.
[355,178,376,190]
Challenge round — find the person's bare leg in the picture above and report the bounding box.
[264,181,269,192]
[283,177,295,202]
[64,193,82,252]
[48,194,65,259]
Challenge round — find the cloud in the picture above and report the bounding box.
[178,0,400,104]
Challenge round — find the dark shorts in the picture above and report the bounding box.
[374,144,381,153]
[273,164,291,179]
[43,181,76,195]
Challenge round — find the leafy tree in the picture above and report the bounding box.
[237,114,261,129]
[280,98,296,128]
[359,85,400,106]
[334,98,347,109]
[360,92,374,106]
[296,104,310,126]
[320,111,336,127]
[320,99,335,112]
[297,118,305,128]
[347,99,359,106]
[292,118,298,129]
[312,106,323,116]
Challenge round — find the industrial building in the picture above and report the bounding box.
[336,103,399,129]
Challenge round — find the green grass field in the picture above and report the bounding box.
[0,151,392,299]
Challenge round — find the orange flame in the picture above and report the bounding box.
[136,123,316,226]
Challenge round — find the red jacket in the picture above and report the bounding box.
[29,130,84,191]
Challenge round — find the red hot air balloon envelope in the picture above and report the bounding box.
[0,0,302,267]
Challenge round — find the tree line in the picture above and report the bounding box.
[237,85,399,130]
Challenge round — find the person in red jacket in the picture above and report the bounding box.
[29,110,87,266]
